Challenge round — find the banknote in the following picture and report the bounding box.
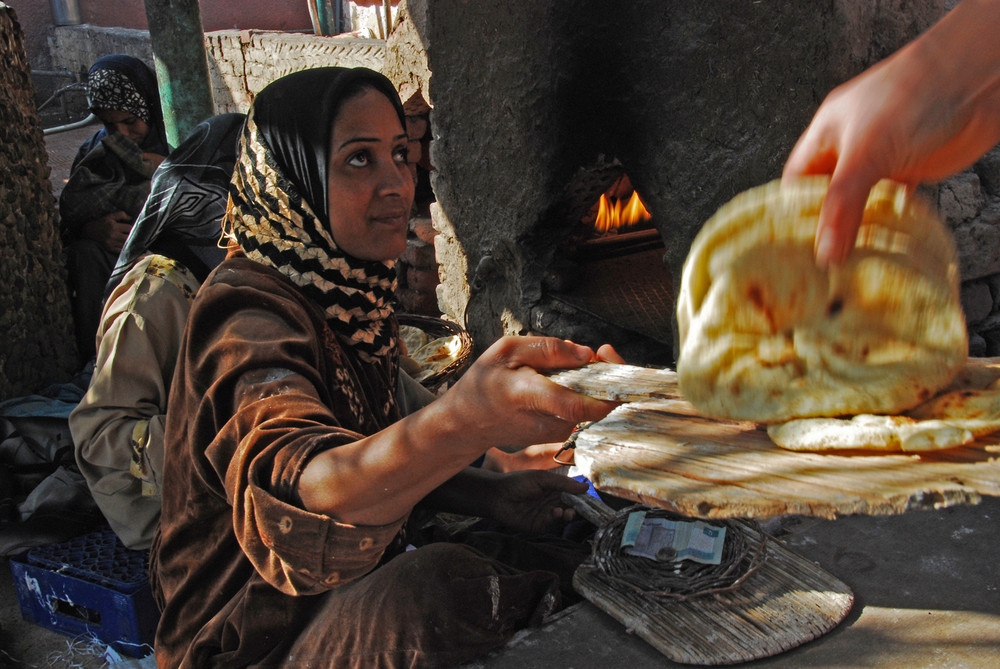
[620,510,726,565]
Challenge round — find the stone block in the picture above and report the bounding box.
[397,286,440,316]
[938,172,983,226]
[400,237,436,269]
[955,221,1000,281]
[969,332,988,357]
[960,280,993,326]
[974,146,1000,195]
[409,216,436,244]
[406,265,439,293]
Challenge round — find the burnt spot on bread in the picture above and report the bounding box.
[826,296,844,317]
[917,387,932,402]
[747,283,777,330]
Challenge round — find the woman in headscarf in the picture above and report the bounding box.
[59,54,170,363]
[70,112,244,551]
[151,66,623,668]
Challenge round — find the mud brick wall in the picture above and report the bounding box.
[48,25,384,114]
[0,4,78,400]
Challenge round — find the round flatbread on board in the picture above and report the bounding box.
[676,177,968,423]
[768,361,1000,452]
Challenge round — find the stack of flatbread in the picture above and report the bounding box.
[676,177,994,453]
[399,324,465,384]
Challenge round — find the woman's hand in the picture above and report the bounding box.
[82,210,133,254]
[299,336,621,528]
[142,152,166,172]
[783,0,1000,266]
[482,442,569,473]
[437,336,623,457]
[485,470,589,535]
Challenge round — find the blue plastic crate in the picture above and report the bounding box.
[8,526,159,657]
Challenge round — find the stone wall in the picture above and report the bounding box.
[941,147,1000,356]
[0,5,78,400]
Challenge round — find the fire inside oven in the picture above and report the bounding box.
[546,173,675,360]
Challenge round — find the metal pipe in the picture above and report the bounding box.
[31,70,77,78]
[143,0,215,147]
[43,112,97,135]
[49,0,81,26]
[36,81,86,114]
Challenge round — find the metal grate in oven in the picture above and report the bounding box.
[552,246,674,346]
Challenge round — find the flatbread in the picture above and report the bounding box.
[676,177,967,423]
[399,325,429,356]
[767,414,975,453]
[768,360,1000,452]
[410,335,464,381]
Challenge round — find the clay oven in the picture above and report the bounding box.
[389,1,977,364]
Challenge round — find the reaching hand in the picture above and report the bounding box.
[783,0,1000,266]
[82,210,133,254]
[486,469,589,535]
[439,336,622,455]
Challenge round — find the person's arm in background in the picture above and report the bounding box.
[79,210,134,254]
[783,0,1000,266]
[69,256,199,549]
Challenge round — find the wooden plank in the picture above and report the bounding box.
[554,362,1000,518]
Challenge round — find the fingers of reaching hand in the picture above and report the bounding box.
[595,343,625,364]
[488,335,594,371]
[814,172,876,266]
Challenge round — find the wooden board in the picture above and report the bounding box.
[573,520,854,665]
[550,361,1000,518]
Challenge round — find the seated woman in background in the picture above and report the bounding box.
[69,113,244,550]
[59,54,170,362]
[151,66,623,668]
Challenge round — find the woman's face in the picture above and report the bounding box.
[95,108,150,146]
[326,88,414,262]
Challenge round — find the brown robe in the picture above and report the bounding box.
[151,258,574,668]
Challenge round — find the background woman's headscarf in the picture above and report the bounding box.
[225,67,407,364]
[104,112,246,301]
[86,54,169,156]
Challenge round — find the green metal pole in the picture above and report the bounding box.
[143,0,215,147]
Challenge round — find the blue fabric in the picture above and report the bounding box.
[0,364,91,418]
[572,475,602,500]
[0,392,83,419]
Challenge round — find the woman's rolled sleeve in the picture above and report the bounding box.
[247,484,407,594]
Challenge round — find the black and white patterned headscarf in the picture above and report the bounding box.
[88,68,150,123]
[224,67,407,364]
[85,54,168,155]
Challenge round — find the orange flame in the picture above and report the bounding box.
[593,189,652,234]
